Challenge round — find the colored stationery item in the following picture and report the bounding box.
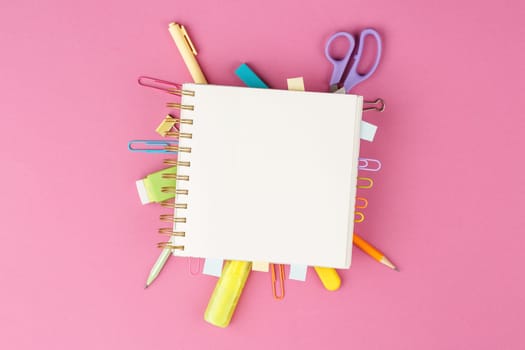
[313,267,341,291]
[325,29,382,92]
[358,157,382,171]
[138,76,187,94]
[204,261,252,328]
[202,258,224,277]
[289,265,308,281]
[252,261,269,272]
[156,115,177,136]
[168,22,207,84]
[353,233,397,270]
[128,140,177,154]
[145,248,171,288]
[270,263,285,300]
[161,83,362,268]
[135,166,177,204]
[234,63,269,88]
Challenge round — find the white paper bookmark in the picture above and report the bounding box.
[252,261,269,272]
[202,258,224,277]
[289,264,308,281]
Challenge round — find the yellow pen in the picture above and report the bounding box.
[314,267,341,291]
[204,261,252,328]
[168,22,208,84]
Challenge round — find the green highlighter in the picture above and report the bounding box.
[135,166,178,204]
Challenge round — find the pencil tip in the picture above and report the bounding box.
[144,284,149,289]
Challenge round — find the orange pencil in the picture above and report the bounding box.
[353,233,398,271]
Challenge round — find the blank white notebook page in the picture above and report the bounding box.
[172,84,363,268]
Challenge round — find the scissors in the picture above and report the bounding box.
[325,28,382,93]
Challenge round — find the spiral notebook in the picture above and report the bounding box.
[165,84,363,269]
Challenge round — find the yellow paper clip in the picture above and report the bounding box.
[357,177,374,189]
[270,264,285,300]
[355,212,365,223]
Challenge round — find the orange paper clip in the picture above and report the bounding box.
[270,264,285,300]
[355,197,368,209]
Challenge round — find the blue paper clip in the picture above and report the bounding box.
[128,140,178,153]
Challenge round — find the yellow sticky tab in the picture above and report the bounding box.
[156,115,177,136]
[286,77,305,91]
[252,261,269,272]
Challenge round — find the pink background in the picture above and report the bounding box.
[1,0,524,349]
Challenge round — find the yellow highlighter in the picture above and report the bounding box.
[314,267,341,291]
[204,261,252,328]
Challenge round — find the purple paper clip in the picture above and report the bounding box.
[358,158,382,172]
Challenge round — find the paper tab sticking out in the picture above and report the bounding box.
[252,261,269,272]
[360,121,377,142]
[286,77,305,91]
[289,265,308,281]
[334,87,378,142]
[202,258,224,277]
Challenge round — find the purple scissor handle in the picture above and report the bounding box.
[325,28,382,93]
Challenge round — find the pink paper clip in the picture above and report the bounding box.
[188,258,203,275]
[358,158,382,172]
[138,76,184,95]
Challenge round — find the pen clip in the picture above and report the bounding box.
[128,140,177,153]
[180,24,198,55]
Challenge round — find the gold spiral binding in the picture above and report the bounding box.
[160,214,187,223]
[161,187,188,195]
[160,199,188,209]
[164,145,192,153]
[168,89,195,97]
[166,102,194,110]
[161,174,190,181]
[164,159,191,167]
[158,97,194,253]
[165,131,193,139]
[158,228,186,236]
[157,242,185,251]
